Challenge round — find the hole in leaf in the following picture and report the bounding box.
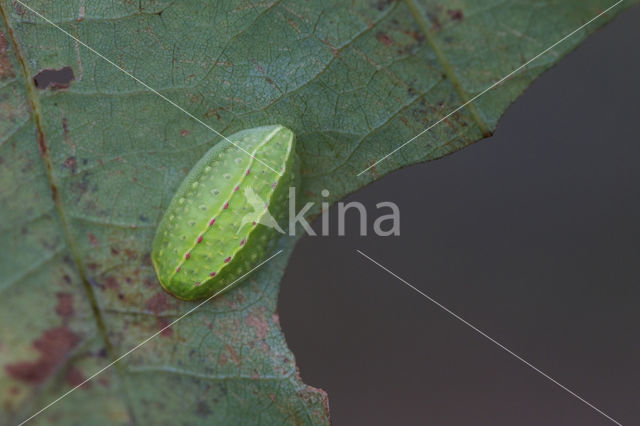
[33,66,75,90]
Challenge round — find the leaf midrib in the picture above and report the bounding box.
[0,0,134,419]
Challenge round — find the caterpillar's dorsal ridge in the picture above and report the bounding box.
[152,125,298,300]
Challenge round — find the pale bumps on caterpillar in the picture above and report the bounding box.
[152,125,298,300]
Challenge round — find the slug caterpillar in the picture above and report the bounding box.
[152,125,298,300]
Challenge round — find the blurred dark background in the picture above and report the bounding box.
[279,6,639,426]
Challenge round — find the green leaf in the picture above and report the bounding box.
[0,0,634,424]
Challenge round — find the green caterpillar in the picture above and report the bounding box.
[152,125,297,300]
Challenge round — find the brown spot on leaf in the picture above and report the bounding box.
[146,292,170,314]
[63,156,77,173]
[124,249,137,260]
[66,366,90,389]
[427,12,441,31]
[204,108,222,120]
[5,327,80,385]
[367,160,379,178]
[376,32,394,47]
[287,19,300,33]
[407,30,425,44]
[33,66,75,90]
[104,276,120,290]
[271,313,281,326]
[48,185,58,205]
[0,31,15,79]
[375,0,393,11]
[55,293,74,318]
[87,232,99,247]
[37,131,48,157]
[447,9,464,21]
[225,344,240,365]
[141,252,152,267]
[245,309,269,340]
[197,400,211,416]
[156,318,173,337]
[180,129,190,137]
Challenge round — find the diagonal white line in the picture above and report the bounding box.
[357,0,624,176]
[14,0,283,177]
[356,249,623,426]
[17,250,284,426]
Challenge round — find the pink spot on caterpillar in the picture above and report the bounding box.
[271,182,277,188]
[197,235,203,244]
[246,169,251,175]
[234,186,239,192]
[185,253,191,260]
[223,202,229,209]
[224,257,231,263]
[252,221,256,226]
[176,267,181,272]
[209,218,216,226]
[209,272,216,277]
[240,239,246,246]
[194,282,201,286]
